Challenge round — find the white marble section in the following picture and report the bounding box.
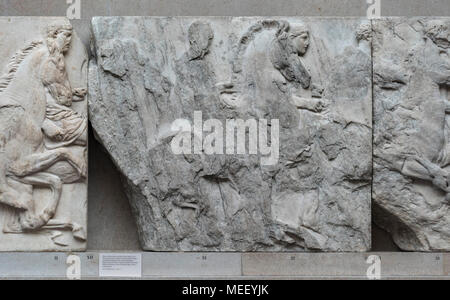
[0,17,88,251]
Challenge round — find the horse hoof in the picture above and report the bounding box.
[21,215,46,231]
[51,231,69,247]
[72,223,86,241]
[41,209,55,222]
[79,161,87,178]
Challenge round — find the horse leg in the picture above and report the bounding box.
[15,172,62,226]
[0,157,9,193]
[408,156,450,192]
[1,178,52,232]
[377,149,437,181]
[8,148,86,179]
[401,157,434,181]
[0,170,25,209]
[1,180,34,233]
[43,220,86,240]
[0,157,29,209]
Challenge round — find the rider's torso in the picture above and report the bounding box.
[41,55,73,107]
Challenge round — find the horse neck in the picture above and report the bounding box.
[0,46,48,123]
[2,46,46,98]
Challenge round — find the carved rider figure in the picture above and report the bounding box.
[41,23,88,151]
[270,22,327,113]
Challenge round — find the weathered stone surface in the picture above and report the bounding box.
[89,17,372,251]
[373,18,450,251]
[0,17,88,251]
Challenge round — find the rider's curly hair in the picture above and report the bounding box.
[46,23,73,54]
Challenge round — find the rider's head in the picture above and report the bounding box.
[46,22,73,54]
[289,24,310,56]
[187,21,214,60]
[276,21,310,56]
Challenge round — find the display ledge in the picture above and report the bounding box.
[0,252,448,279]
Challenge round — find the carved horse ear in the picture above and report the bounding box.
[276,21,290,37]
[47,30,58,40]
[47,27,57,38]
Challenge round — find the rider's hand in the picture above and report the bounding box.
[72,88,87,100]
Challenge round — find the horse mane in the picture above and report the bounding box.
[229,20,288,89]
[232,20,287,75]
[0,40,44,93]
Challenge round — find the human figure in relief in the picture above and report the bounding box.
[269,22,327,113]
[41,23,88,151]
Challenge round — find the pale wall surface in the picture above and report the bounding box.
[2,0,450,52]
[1,0,448,251]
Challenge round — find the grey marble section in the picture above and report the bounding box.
[89,17,372,252]
[373,18,450,251]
